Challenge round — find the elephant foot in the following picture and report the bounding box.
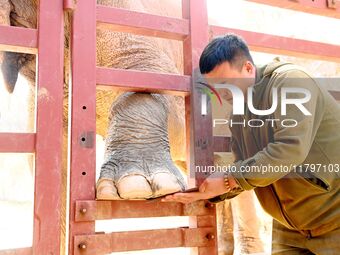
[96,178,121,200]
[117,175,153,199]
[152,173,182,197]
[97,155,186,200]
[96,172,185,200]
[97,93,187,200]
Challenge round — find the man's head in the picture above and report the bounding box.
[199,34,256,101]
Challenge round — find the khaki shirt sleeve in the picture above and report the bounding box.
[231,70,325,190]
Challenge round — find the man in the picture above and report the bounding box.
[163,34,340,254]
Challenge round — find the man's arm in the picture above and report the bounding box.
[208,137,245,203]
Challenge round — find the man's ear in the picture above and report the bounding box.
[244,61,253,74]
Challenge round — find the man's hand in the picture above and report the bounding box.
[161,172,239,204]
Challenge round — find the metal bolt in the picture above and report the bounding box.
[78,243,87,249]
[205,202,214,209]
[80,208,87,214]
[206,233,215,240]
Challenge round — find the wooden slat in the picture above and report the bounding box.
[0,133,35,153]
[68,1,97,254]
[96,67,191,95]
[183,1,219,254]
[75,200,215,221]
[33,0,64,254]
[0,25,37,54]
[73,228,215,254]
[210,26,340,63]
[96,5,189,40]
[247,0,340,19]
[0,247,32,255]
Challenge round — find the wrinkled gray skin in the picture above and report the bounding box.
[101,92,186,192]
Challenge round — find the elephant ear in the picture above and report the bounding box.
[1,52,27,93]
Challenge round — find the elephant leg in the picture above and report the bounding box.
[231,190,265,254]
[217,200,234,255]
[97,92,186,199]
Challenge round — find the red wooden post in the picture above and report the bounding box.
[68,0,97,254]
[183,0,218,254]
[33,0,64,254]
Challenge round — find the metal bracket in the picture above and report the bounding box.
[79,131,95,148]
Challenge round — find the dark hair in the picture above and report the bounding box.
[199,33,254,74]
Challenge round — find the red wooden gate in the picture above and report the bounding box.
[1,0,340,254]
[68,0,219,254]
[0,1,64,255]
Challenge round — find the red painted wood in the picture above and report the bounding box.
[182,0,212,186]
[33,0,64,254]
[0,25,37,54]
[73,228,215,254]
[74,200,215,221]
[247,0,340,19]
[183,1,218,254]
[68,0,97,254]
[96,67,191,95]
[0,133,35,153]
[63,0,75,10]
[210,25,340,63]
[0,247,32,255]
[96,5,189,40]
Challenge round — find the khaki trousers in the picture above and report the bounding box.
[272,219,340,255]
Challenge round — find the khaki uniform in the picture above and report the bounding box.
[210,61,340,254]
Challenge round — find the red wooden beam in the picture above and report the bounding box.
[183,1,219,255]
[73,228,215,254]
[69,0,97,254]
[0,247,32,255]
[0,25,37,54]
[0,133,35,153]
[96,5,189,40]
[74,200,215,221]
[247,0,340,19]
[33,0,64,254]
[96,67,191,95]
[210,26,340,63]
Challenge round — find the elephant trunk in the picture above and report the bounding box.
[1,52,31,93]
